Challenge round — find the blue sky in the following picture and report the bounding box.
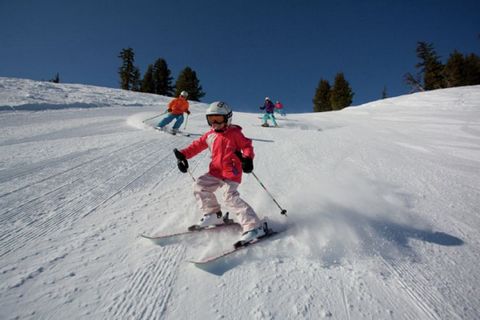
[1,0,479,113]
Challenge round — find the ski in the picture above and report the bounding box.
[174,131,191,137]
[154,126,191,137]
[140,213,241,246]
[188,226,284,267]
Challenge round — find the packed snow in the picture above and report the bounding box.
[1,77,479,319]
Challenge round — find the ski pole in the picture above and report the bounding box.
[187,168,196,182]
[142,110,167,123]
[251,172,287,216]
[184,113,189,130]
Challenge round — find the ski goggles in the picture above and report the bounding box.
[207,114,225,124]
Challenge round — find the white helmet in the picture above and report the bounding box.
[265,96,270,101]
[180,90,188,98]
[206,101,232,126]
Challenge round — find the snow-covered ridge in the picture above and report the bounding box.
[0,77,174,111]
[3,76,479,114]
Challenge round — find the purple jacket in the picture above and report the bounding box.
[260,100,275,113]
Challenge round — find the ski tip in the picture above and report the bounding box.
[139,234,163,245]
[187,259,227,275]
[187,251,242,275]
[187,258,218,268]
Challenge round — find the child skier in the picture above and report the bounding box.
[173,101,266,244]
[260,97,278,127]
[156,90,190,134]
[275,100,286,116]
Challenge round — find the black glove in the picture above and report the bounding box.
[235,151,253,173]
[186,110,191,115]
[174,148,188,173]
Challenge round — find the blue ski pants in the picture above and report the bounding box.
[262,113,278,126]
[158,113,184,129]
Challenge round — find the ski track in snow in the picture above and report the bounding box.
[379,257,454,320]
[0,138,178,258]
[1,78,479,319]
[104,245,185,320]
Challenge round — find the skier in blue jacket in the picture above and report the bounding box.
[260,97,278,127]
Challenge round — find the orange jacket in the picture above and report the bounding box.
[168,97,189,115]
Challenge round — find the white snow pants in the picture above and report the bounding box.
[193,173,260,232]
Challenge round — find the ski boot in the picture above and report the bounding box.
[234,222,268,248]
[261,123,269,127]
[188,211,234,231]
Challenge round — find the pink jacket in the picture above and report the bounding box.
[180,125,254,183]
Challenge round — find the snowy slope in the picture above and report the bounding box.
[1,77,479,319]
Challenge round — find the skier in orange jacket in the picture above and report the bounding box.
[156,91,190,133]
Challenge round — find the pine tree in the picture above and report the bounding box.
[312,79,331,112]
[444,51,480,87]
[118,48,141,90]
[416,42,445,90]
[382,86,387,99]
[330,73,354,110]
[404,72,424,92]
[141,64,155,93]
[175,66,205,101]
[131,68,142,92]
[50,73,60,83]
[152,58,174,96]
[463,53,480,85]
[444,50,465,87]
